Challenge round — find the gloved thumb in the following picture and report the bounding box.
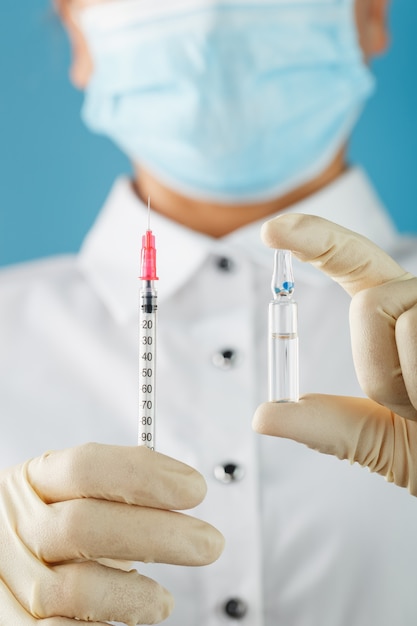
[253,395,417,494]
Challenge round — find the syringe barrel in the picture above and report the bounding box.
[139,281,157,449]
[268,298,299,403]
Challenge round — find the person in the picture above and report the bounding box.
[1,0,417,624]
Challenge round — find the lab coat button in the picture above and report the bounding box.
[212,349,238,370]
[224,598,248,619]
[216,256,234,272]
[214,463,245,484]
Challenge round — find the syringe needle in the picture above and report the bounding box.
[139,200,158,450]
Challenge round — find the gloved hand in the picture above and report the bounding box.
[0,443,224,624]
[253,213,417,494]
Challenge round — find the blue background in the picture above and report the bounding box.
[0,0,416,268]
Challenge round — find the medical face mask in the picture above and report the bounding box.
[78,0,374,203]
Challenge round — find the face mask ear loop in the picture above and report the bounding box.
[345,0,368,66]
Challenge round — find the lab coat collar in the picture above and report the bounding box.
[79,168,398,324]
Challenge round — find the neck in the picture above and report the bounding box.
[133,150,347,238]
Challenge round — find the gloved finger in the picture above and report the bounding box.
[0,578,107,625]
[31,561,173,624]
[27,443,206,510]
[24,500,224,566]
[261,213,410,296]
[396,302,417,412]
[253,394,417,495]
[350,278,417,420]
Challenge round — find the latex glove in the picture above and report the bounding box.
[253,213,417,493]
[0,443,224,624]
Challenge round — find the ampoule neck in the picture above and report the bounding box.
[271,249,295,300]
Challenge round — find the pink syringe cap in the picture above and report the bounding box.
[140,230,158,280]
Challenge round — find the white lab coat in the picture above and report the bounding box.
[1,168,417,625]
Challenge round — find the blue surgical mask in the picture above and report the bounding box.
[79,0,374,203]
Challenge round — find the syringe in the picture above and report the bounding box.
[139,200,158,449]
[268,249,299,403]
